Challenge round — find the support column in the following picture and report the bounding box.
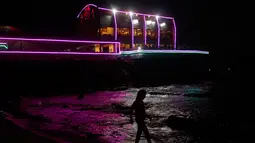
[113,10,118,52]
[173,18,177,50]
[129,12,134,49]
[143,15,147,47]
[156,16,160,48]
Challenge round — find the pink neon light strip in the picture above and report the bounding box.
[0,42,7,44]
[77,4,98,18]
[98,7,174,19]
[78,4,176,50]
[0,37,120,44]
[0,51,120,55]
[173,19,177,50]
[121,49,209,54]
[99,7,134,48]
[113,14,117,41]
[98,7,118,40]
[86,6,119,52]
[143,16,147,45]
[113,12,118,52]
[130,14,134,49]
[0,37,121,53]
[0,50,208,55]
[156,17,160,48]
[97,7,175,49]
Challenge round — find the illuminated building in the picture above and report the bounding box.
[0,6,209,56]
[76,4,176,51]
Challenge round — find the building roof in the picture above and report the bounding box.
[77,4,174,20]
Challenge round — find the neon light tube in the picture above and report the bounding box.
[120,50,138,55]
[130,13,134,49]
[173,18,177,50]
[0,51,121,55]
[0,45,8,49]
[98,7,110,11]
[0,37,120,44]
[98,7,118,51]
[143,15,147,45]
[0,50,208,55]
[120,49,209,55]
[97,7,174,19]
[156,16,160,48]
[77,4,98,18]
[87,5,176,50]
[141,50,209,54]
[0,42,7,44]
[97,7,175,50]
[0,37,121,53]
[113,10,118,52]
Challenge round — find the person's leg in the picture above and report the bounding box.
[135,122,143,143]
[142,124,152,143]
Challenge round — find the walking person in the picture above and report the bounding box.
[130,89,152,143]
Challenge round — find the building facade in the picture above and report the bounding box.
[77,4,176,52]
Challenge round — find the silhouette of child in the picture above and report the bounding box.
[130,89,152,143]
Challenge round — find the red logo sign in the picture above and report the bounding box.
[80,6,95,22]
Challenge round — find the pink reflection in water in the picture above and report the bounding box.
[21,91,134,142]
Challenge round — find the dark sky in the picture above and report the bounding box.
[1,0,212,49]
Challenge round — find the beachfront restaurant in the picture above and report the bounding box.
[76,4,176,52]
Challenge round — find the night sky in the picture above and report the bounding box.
[0,0,231,52]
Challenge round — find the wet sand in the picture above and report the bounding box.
[0,112,57,143]
[6,84,213,143]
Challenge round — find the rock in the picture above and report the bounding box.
[37,101,42,106]
[166,115,195,130]
[77,94,84,100]
[80,107,86,111]
[62,104,71,108]
[71,125,79,130]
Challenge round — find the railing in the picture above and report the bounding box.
[0,37,209,57]
[0,37,121,55]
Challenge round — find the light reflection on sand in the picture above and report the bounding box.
[19,84,211,143]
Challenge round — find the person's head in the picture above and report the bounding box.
[136,89,147,101]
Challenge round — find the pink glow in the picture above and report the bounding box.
[143,16,147,45]
[77,4,98,18]
[0,37,120,44]
[0,49,209,56]
[0,42,7,44]
[173,18,177,50]
[88,7,119,52]
[113,13,118,41]
[130,13,134,49]
[99,7,135,48]
[77,4,176,49]
[0,51,120,55]
[97,7,174,19]
[0,37,121,53]
[156,16,160,48]
[113,10,118,52]
[120,49,209,54]
[98,7,111,12]
[96,6,175,49]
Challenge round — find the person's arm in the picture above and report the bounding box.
[144,104,152,120]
